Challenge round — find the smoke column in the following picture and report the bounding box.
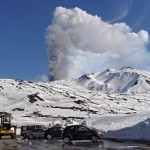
[45,7,149,81]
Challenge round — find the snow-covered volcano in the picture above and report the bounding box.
[77,66,150,94]
[0,66,150,127]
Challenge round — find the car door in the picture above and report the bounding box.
[56,127,64,137]
[32,129,38,137]
[38,129,45,138]
[76,126,91,140]
[51,127,58,137]
[67,126,78,140]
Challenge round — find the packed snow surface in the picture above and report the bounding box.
[1,66,150,141]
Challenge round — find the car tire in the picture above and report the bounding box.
[91,135,98,142]
[11,133,16,139]
[63,136,71,143]
[29,134,34,139]
[23,135,27,140]
[46,134,53,139]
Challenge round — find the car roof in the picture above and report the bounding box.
[21,124,45,127]
[50,126,63,128]
[65,125,87,128]
[66,125,85,127]
[32,128,46,131]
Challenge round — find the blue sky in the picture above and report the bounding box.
[0,0,150,81]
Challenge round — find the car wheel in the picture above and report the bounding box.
[11,133,16,139]
[63,136,71,143]
[23,135,27,139]
[91,135,98,142]
[47,134,53,139]
[29,134,34,139]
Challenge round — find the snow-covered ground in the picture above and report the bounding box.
[1,66,150,141]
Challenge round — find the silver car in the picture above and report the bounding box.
[24,128,45,139]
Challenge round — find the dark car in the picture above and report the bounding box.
[21,125,47,136]
[44,126,64,139]
[23,128,46,139]
[62,125,103,143]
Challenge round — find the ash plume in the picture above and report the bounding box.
[45,7,149,81]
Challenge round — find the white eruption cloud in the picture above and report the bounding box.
[45,7,150,80]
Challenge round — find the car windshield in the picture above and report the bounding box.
[2,116,10,122]
[88,127,100,131]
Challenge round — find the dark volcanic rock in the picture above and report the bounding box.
[28,93,45,103]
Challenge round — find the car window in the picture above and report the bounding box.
[39,129,44,132]
[52,128,57,131]
[68,126,75,131]
[77,126,88,132]
[21,126,26,131]
[32,129,37,132]
[36,129,40,132]
[36,125,42,128]
[58,128,64,131]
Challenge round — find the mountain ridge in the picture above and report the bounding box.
[77,66,150,94]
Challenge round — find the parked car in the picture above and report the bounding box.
[44,126,64,139]
[21,124,47,136]
[23,128,46,139]
[62,125,103,143]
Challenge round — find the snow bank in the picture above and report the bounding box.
[87,113,150,141]
[105,118,150,141]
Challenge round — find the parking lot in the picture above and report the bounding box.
[20,140,150,150]
[1,137,150,150]
[0,137,28,150]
